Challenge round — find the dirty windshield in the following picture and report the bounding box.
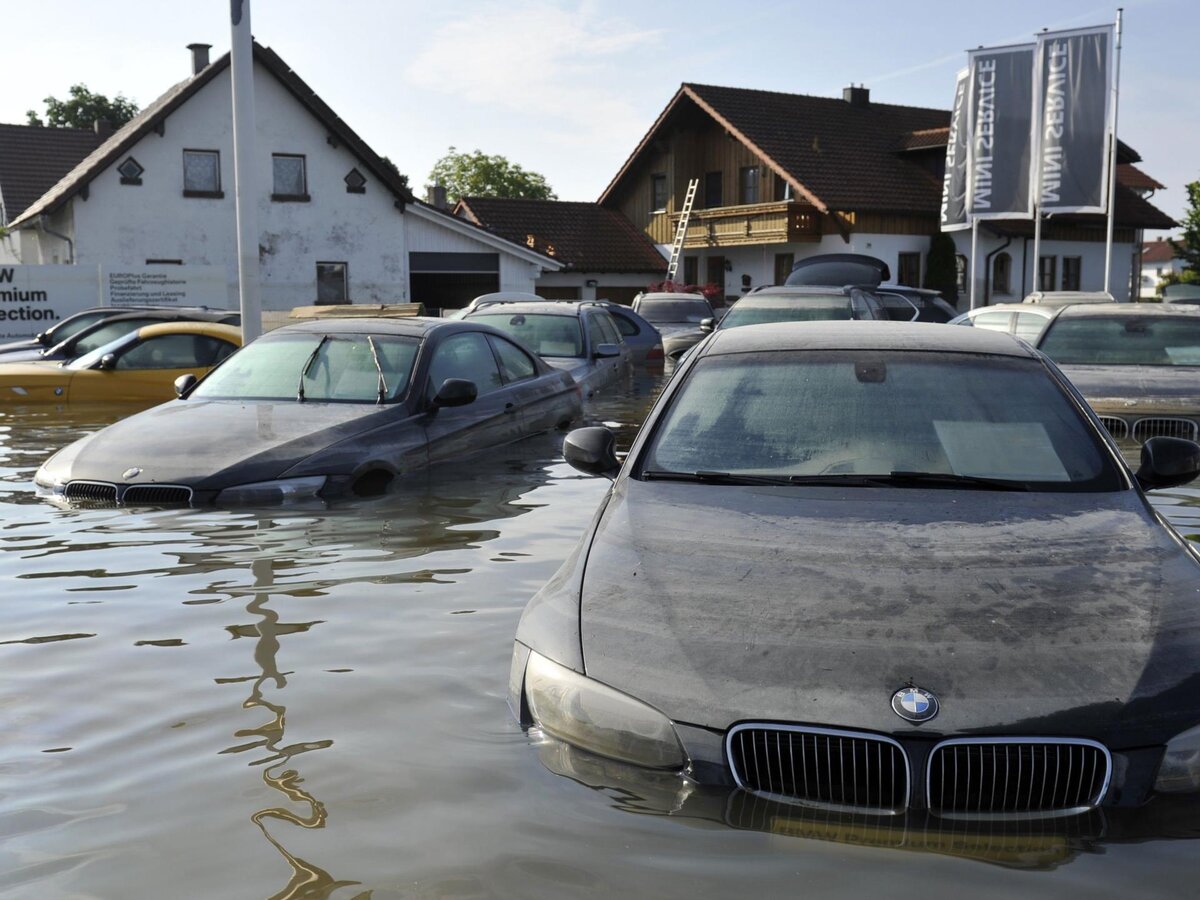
[1038,316,1200,366]
[644,350,1122,490]
[471,312,584,358]
[721,294,852,328]
[638,299,713,325]
[191,333,419,402]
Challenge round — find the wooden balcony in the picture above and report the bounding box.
[666,201,822,248]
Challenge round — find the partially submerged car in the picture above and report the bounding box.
[510,321,1200,821]
[631,292,717,361]
[464,301,633,397]
[36,317,581,505]
[0,321,241,406]
[949,303,1058,343]
[703,285,893,334]
[1034,303,1200,449]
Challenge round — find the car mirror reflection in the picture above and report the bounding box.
[563,426,620,479]
[432,377,477,408]
[1136,436,1200,491]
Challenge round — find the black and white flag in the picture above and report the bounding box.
[965,44,1036,221]
[940,69,970,232]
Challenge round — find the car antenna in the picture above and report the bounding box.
[367,335,388,404]
[297,335,328,402]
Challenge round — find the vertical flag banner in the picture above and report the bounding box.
[940,69,970,232]
[965,44,1036,220]
[1033,24,1115,214]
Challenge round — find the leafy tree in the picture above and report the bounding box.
[379,155,410,191]
[1170,180,1200,276]
[427,147,556,203]
[923,232,959,303]
[27,84,139,129]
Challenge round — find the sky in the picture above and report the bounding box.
[3,0,1196,231]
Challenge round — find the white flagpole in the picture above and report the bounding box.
[1032,207,1042,292]
[1103,8,1124,296]
[230,0,262,341]
[970,218,980,308]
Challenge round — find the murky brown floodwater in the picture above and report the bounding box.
[2,378,1200,899]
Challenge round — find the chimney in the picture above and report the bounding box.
[843,84,870,107]
[93,118,113,137]
[187,43,212,76]
[426,184,448,209]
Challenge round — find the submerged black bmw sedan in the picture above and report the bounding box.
[36,317,581,505]
[509,321,1200,818]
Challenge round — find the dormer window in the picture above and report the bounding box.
[344,168,366,194]
[118,157,144,185]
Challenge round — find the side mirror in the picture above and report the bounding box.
[432,377,477,408]
[563,426,620,479]
[699,317,715,333]
[593,342,621,359]
[174,373,198,397]
[98,353,117,371]
[1135,436,1200,491]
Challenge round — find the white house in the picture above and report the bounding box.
[5,42,559,312]
[1139,237,1187,297]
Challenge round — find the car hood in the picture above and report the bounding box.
[578,481,1200,746]
[42,398,402,489]
[1058,364,1200,412]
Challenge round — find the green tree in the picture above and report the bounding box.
[26,84,139,129]
[1170,180,1200,276]
[427,147,556,203]
[923,232,960,303]
[379,155,410,191]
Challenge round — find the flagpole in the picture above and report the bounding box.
[1103,8,1124,297]
[230,0,262,342]
[970,219,979,308]
[1032,207,1042,293]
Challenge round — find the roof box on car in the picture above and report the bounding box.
[785,254,890,288]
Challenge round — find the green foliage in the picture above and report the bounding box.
[427,147,556,203]
[1170,180,1200,274]
[923,232,959,303]
[26,84,139,129]
[379,155,410,191]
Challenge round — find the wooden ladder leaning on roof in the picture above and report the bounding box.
[665,178,699,283]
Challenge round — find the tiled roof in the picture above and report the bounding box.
[455,197,667,273]
[1142,239,1178,264]
[0,124,103,224]
[10,41,417,229]
[1118,163,1165,192]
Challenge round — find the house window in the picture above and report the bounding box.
[272,154,308,201]
[683,256,698,285]
[992,252,1012,295]
[651,174,668,212]
[774,253,795,285]
[1062,256,1082,291]
[773,174,792,202]
[182,149,222,197]
[118,157,144,185]
[344,168,367,194]
[1039,256,1057,292]
[316,262,348,304]
[897,252,921,288]
[739,166,760,205]
[704,171,723,209]
[955,254,969,295]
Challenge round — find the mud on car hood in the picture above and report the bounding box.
[578,480,1200,747]
[43,399,401,490]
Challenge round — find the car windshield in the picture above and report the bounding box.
[44,310,114,345]
[66,332,140,370]
[637,299,712,325]
[191,333,419,402]
[721,294,853,328]
[60,317,163,357]
[470,313,583,358]
[642,350,1122,491]
[1038,316,1200,366]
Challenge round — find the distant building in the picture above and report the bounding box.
[3,42,559,311]
[453,196,667,305]
[1139,237,1187,298]
[600,83,1176,304]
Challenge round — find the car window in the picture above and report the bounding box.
[427,332,504,398]
[609,310,640,337]
[596,312,623,345]
[1038,316,1200,366]
[721,294,853,328]
[636,299,713,324]
[192,333,418,402]
[875,293,920,322]
[1013,313,1050,342]
[971,311,1014,333]
[642,350,1122,491]
[470,312,584,358]
[488,335,537,383]
[586,315,608,352]
[114,334,233,370]
[69,318,164,356]
[47,310,114,344]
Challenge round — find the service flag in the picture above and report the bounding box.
[965,44,1036,220]
[940,69,970,232]
[1033,25,1115,214]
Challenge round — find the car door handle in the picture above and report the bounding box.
[505,402,516,414]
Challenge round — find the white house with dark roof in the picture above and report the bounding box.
[5,42,559,311]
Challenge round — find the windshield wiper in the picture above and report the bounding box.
[883,470,1032,491]
[366,336,388,404]
[641,469,795,486]
[297,335,328,402]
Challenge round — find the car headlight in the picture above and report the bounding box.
[1156,723,1200,793]
[216,475,327,504]
[523,650,686,770]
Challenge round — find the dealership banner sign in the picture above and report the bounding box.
[1033,24,1115,214]
[102,265,228,309]
[965,43,1036,221]
[939,69,971,232]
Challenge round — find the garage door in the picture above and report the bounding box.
[410,253,500,313]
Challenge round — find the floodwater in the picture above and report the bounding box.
[2,383,1200,899]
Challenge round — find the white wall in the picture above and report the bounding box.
[536,271,653,301]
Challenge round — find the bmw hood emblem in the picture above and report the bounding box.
[123,467,143,480]
[891,686,939,723]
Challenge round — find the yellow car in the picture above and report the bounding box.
[0,321,242,405]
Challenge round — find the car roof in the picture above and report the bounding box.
[466,302,591,318]
[1051,303,1200,319]
[967,302,1056,316]
[702,320,1038,357]
[636,292,707,301]
[136,321,243,341]
[269,316,450,337]
[744,285,859,298]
